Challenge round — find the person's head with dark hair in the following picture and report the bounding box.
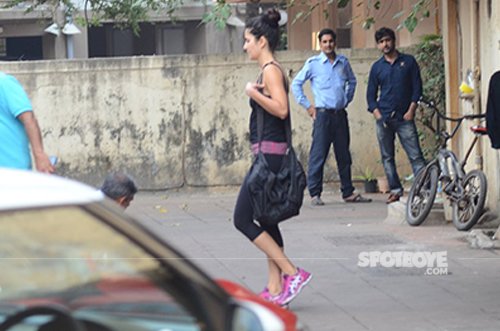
[375,27,396,43]
[317,28,337,59]
[375,27,397,56]
[244,8,281,55]
[242,7,288,120]
[100,172,137,209]
[318,28,336,43]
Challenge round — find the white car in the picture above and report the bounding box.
[0,169,302,331]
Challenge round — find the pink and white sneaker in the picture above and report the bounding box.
[258,287,281,303]
[276,267,312,306]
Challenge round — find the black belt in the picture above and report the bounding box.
[316,107,344,112]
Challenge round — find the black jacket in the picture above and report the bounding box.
[486,71,500,149]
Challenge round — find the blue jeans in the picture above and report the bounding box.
[308,109,354,199]
[376,119,426,195]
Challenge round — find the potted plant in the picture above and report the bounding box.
[355,167,378,193]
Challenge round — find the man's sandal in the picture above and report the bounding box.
[344,193,372,203]
[386,193,401,204]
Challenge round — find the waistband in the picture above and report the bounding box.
[316,107,345,112]
[251,141,288,155]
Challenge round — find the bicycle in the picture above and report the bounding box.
[406,99,488,231]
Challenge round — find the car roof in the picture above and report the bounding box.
[0,168,104,210]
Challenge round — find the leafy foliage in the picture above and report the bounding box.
[2,0,184,35]
[2,0,437,34]
[289,0,435,33]
[415,34,446,110]
[201,0,231,30]
[414,34,445,159]
[354,166,377,181]
[395,0,434,32]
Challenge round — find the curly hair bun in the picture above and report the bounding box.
[264,8,281,28]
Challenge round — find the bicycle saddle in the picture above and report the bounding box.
[470,125,488,135]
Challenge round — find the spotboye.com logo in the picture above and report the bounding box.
[357,251,448,275]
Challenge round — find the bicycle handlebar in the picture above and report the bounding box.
[418,98,485,121]
[463,113,486,119]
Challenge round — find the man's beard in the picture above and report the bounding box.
[383,46,394,54]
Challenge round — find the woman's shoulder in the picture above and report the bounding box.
[262,62,286,81]
[262,61,283,73]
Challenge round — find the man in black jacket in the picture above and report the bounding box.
[486,71,500,149]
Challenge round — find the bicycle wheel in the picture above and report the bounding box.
[451,169,487,231]
[406,164,439,226]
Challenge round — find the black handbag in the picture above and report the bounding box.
[246,92,306,226]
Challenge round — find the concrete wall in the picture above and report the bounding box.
[2,49,415,190]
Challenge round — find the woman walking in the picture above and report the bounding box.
[233,8,312,307]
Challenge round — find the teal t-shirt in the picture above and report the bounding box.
[0,73,33,169]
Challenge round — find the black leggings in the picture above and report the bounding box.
[233,154,284,247]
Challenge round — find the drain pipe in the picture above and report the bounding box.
[471,0,483,170]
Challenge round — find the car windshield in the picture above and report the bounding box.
[0,206,201,331]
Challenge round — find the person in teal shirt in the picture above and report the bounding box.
[0,72,54,173]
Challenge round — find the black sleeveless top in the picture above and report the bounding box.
[249,62,288,144]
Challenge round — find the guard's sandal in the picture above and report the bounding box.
[344,193,372,203]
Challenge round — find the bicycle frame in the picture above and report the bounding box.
[418,99,485,201]
[407,99,488,231]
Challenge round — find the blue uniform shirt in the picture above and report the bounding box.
[366,52,422,120]
[292,52,357,110]
[0,73,33,169]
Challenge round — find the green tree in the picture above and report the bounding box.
[3,0,437,33]
[210,0,436,32]
[2,0,184,34]
[414,34,446,159]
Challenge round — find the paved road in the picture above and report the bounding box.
[128,186,500,331]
